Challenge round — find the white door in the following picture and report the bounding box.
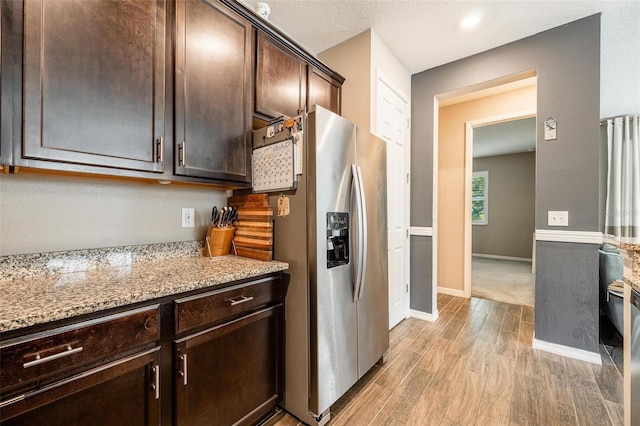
[375,75,410,329]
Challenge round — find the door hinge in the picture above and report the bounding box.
[406,118,410,129]
[405,283,409,293]
[406,229,409,238]
[406,173,410,183]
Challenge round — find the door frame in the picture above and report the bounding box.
[432,70,537,314]
[463,109,537,297]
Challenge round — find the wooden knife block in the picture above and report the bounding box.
[204,226,235,257]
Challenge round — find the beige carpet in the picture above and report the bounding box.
[471,256,535,307]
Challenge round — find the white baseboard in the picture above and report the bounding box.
[472,253,532,262]
[411,309,438,322]
[437,287,466,298]
[532,338,602,365]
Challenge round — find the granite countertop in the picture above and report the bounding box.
[604,237,640,290]
[618,241,640,251]
[0,243,288,333]
[624,276,640,293]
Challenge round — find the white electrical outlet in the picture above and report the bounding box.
[548,211,568,227]
[182,208,195,228]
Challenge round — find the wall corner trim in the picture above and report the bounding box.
[535,229,603,245]
[410,309,438,322]
[410,226,433,237]
[532,338,602,365]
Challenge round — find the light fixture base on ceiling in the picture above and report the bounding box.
[459,11,484,30]
[255,1,271,21]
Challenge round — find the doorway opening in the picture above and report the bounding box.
[469,116,536,307]
[433,71,537,314]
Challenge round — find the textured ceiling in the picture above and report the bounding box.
[239,0,631,74]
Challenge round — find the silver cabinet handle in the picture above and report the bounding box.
[178,354,188,386]
[229,296,254,306]
[156,137,164,163]
[179,141,186,165]
[151,365,160,400]
[23,345,83,368]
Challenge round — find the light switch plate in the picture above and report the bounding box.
[548,211,568,227]
[182,208,195,228]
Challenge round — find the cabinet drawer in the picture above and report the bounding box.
[174,276,282,334]
[0,305,159,394]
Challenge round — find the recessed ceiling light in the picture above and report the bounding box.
[459,12,484,30]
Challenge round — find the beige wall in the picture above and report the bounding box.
[319,28,411,134]
[0,173,227,255]
[318,30,372,130]
[438,85,536,292]
[472,152,535,259]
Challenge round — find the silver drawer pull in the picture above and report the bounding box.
[229,296,254,306]
[23,345,84,368]
[178,354,188,386]
[151,365,160,400]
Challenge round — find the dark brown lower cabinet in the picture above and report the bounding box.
[0,273,285,426]
[0,348,161,425]
[174,305,284,426]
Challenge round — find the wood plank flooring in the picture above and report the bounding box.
[273,294,623,426]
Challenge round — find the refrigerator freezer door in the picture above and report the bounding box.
[355,129,389,378]
[308,107,359,417]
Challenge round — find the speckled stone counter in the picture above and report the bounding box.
[0,242,288,333]
[604,236,640,290]
[624,276,640,293]
[619,241,640,280]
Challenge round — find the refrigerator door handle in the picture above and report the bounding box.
[352,164,365,302]
[356,165,368,300]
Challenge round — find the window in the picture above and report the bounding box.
[472,171,488,225]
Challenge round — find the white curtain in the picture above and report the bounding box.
[605,115,640,238]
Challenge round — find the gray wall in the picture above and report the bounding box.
[472,152,535,259]
[0,173,227,255]
[411,15,601,352]
[536,242,599,352]
[410,236,432,312]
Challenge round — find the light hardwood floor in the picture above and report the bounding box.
[273,294,623,426]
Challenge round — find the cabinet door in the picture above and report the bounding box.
[22,0,166,173]
[0,0,17,167]
[0,348,161,426]
[175,305,284,426]
[175,0,252,183]
[307,66,342,115]
[255,31,306,120]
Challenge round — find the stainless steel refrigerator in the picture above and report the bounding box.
[253,106,389,425]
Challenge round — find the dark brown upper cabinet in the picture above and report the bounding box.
[174,0,252,183]
[0,0,14,168]
[254,31,306,120]
[307,65,342,115]
[22,0,166,173]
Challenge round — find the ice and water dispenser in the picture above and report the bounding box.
[326,212,349,268]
